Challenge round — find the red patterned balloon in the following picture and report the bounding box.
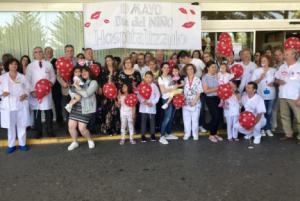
[217,83,233,100]
[35,79,52,103]
[239,111,256,130]
[217,32,233,57]
[284,37,300,51]
[90,63,101,77]
[168,59,176,75]
[172,94,185,109]
[125,93,138,107]
[219,32,231,42]
[230,64,244,79]
[103,83,117,100]
[55,57,73,81]
[138,82,152,100]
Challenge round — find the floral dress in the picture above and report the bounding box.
[98,70,121,135]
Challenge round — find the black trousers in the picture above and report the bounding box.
[206,96,222,135]
[141,113,156,136]
[199,93,207,128]
[34,109,53,137]
[52,82,63,123]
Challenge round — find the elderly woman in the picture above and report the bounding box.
[67,66,98,151]
[182,64,203,141]
[202,61,223,143]
[0,58,30,153]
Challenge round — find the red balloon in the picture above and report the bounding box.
[172,94,185,109]
[103,83,117,100]
[217,83,233,100]
[55,57,73,81]
[35,79,52,103]
[239,111,256,130]
[138,82,152,100]
[230,64,244,79]
[284,37,300,51]
[125,93,138,107]
[219,32,231,41]
[90,63,101,77]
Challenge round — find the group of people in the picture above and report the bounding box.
[1,44,300,154]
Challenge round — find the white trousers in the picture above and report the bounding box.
[120,114,134,139]
[234,117,266,138]
[182,106,200,140]
[7,111,27,148]
[225,115,239,139]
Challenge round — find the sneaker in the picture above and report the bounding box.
[150,135,157,142]
[159,136,169,145]
[68,141,79,151]
[266,130,274,137]
[88,140,95,149]
[261,130,266,137]
[141,135,148,143]
[19,145,28,151]
[161,103,168,110]
[130,139,136,145]
[6,146,16,154]
[193,136,199,141]
[165,134,178,140]
[244,135,251,140]
[183,135,190,140]
[65,104,72,113]
[253,137,261,144]
[119,139,125,145]
[199,126,207,133]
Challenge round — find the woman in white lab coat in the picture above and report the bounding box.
[0,58,30,154]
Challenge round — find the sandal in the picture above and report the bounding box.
[215,135,223,141]
[209,135,218,143]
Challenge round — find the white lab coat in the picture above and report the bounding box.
[26,60,56,110]
[0,72,30,128]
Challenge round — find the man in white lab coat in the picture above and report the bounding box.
[26,47,56,138]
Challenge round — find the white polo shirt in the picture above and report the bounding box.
[242,94,266,115]
[238,61,257,93]
[251,67,277,100]
[275,62,300,100]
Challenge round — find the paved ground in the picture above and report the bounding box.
[0,136,299,201]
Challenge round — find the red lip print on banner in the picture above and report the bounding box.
[104,19,110,24]
[190,9,196,15]
[179,7,188,14]
[84,22,91,28]
[182,21,195,29]
[91,11,101,20]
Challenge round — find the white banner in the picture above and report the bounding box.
[83,1,201,50]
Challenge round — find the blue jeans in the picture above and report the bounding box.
[263,99,275,130]
[160,98,175,136]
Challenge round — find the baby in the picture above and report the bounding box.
[65,68,84,113]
